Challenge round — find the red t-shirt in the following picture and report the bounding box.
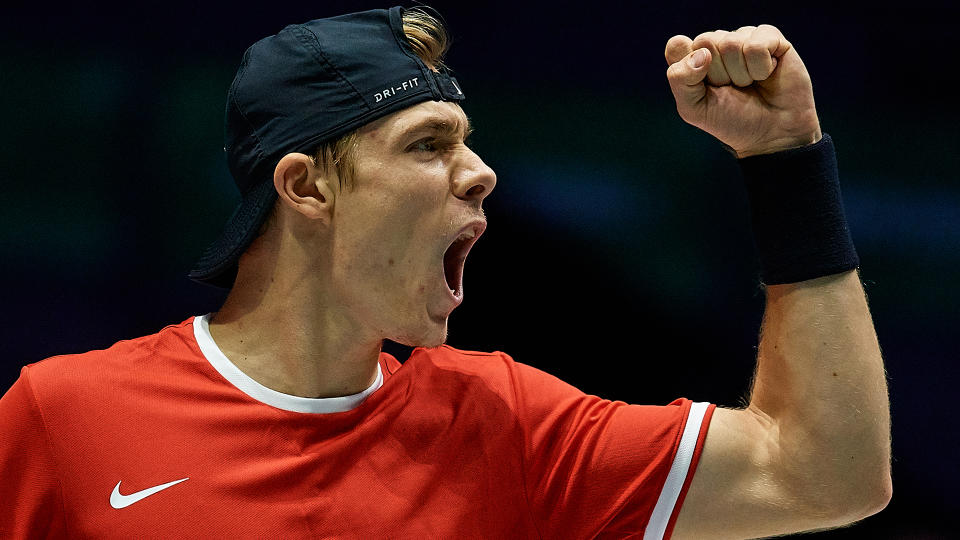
[0,315,714,539]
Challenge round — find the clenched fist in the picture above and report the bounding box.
[665,25,822,158]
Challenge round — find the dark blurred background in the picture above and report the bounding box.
[2,1,956,537]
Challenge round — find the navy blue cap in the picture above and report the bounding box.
[189,6,465,288]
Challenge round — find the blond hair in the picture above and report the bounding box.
[309,7,451,189]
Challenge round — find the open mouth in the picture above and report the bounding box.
[442,222,485,298]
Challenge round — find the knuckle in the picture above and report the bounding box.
[743,41,767,55]
[758,23,781,35]
[718,37,742,54]
[692,31,713,46]
[666,63,684,79]
[665,36,692,61]
[666,34,688,47]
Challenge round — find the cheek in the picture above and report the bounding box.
[331,162,451,298]
[333,197,440,294]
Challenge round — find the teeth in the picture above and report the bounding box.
[458,230,475,241]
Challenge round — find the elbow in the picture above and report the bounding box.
[786,451,892,527]
[794,423,894,524]
[843,452,894,521]
[852,470,893,520]
[816,467,893,525]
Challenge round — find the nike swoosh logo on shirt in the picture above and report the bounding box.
[109,477,189,509]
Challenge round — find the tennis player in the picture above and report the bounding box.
[0,7,890,539]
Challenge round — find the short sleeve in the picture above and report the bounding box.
[506,355,715,540]
[0,367,68,539]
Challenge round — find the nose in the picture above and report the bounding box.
[453,147,497,203]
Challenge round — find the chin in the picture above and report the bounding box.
[391,317,448,348]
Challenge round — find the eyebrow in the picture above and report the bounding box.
[401,115,474,141]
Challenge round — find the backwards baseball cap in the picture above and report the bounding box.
[189,6,465,288]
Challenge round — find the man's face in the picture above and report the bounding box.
[327,100,496,347]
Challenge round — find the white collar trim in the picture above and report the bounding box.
[192,314,383,414]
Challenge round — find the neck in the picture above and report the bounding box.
[209,259,382,399]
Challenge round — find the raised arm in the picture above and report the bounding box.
[663,26,891,538]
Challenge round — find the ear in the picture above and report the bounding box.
[273,153,336,222]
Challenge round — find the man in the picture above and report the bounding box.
[0,6,890,539]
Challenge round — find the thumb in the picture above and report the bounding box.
[666,48,710,117]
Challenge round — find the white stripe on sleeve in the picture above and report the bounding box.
[643,401,710,540]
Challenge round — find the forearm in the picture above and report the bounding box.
[749,269,892,515]
[665,25,894,534]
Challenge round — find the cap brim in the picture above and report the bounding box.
[188,178,278,288]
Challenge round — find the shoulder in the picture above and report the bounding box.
[414,343,509,365]
[407,344,522,380]
[403,344,521,399]
[21,317,201,406]
[405,344,581,404]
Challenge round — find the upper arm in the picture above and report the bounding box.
[670,407,856,539]
[0,368,68,538]
[506,356,717,539]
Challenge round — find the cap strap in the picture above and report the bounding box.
[430,68,465,101]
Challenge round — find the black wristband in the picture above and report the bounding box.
[738,133,859,285]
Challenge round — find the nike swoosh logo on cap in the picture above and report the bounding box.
[109,477,189,509]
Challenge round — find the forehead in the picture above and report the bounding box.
[358,101,470,142]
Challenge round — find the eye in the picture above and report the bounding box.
[409,138,437,153]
